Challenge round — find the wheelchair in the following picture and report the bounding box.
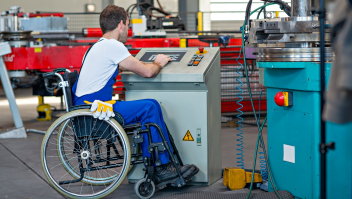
[40,68,189,199]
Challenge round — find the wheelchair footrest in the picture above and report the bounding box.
[170,177,186,188]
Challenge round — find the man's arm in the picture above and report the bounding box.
[119,54,172,78]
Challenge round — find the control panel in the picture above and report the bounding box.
[122,47,221,185]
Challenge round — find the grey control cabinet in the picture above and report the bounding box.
[122,47,221,185]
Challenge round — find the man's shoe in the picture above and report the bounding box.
[154,162,193,184]
[153,163,178,185]
[154,162,196,189]
[184,164,200,181]
[165,162,192,174]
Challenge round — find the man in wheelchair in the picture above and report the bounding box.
[71,5,199,189]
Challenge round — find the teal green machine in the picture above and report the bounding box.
[247,7,352,198]
[258,59,352,198]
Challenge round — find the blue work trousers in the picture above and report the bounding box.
[113,99,172,165]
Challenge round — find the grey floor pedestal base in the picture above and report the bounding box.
[0,127,27,138]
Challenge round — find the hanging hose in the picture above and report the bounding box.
[235,45,245,169]
[258,89,268,182]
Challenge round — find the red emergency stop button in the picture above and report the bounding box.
[274,92,285,107]
[274,91,293,107]
[199,47,204,53]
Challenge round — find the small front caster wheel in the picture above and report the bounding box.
[135,178,155,199]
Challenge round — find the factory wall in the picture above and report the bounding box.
[0,0,103,13]
[0,0,242,33]
[0,0,178,14]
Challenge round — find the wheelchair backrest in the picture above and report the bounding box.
[63,70,78,109]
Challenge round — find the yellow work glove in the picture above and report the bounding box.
[84,100,116,121]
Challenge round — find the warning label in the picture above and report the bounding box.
[182,130,194,141]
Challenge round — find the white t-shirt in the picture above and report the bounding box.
[75,38,131,97]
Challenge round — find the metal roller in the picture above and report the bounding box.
[256,47,334,62]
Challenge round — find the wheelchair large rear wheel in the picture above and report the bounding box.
[56,119,123,185]
[57,117,139,182]
[41,109,131,199]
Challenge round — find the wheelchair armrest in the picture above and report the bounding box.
[123,123,142,130]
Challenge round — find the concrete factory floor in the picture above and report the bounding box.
[0,88,267,199]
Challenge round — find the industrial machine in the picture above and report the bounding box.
[0,6,67,32]
[82,0,185,38]
[126,0,185,37]
[245,0,352,198]
[122,47,222,185]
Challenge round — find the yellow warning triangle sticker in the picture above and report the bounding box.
[182,130,194,141]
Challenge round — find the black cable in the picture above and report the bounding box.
[126,3,136,14]
[257,1,268,19]
[129,3,152,18]
[260,0,291,16]
[257,7,265,19]
[128,2,170,19]
[147,7,171,18]
[319,0,327,197]
[245,0,253,29]
[263,1,267,18]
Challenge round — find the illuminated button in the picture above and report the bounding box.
[191,58,196,61]
[195,58,201,61]
[198,55,204,58]
[193,61,200,66]
[193,54,198,58]
[188,61,194,66]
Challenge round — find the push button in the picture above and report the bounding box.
[193,54,198,58]
[198,47,204,53]
[274,91,293,107]
[193,61,200,66]
[188,61,194,66]
[195,58,201,61]
[197,55,204,58]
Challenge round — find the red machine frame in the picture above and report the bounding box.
[4,37,266,114]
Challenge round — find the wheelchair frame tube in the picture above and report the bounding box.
[54,73,70,112]
[165,124,184,166]
[145,123,184,179]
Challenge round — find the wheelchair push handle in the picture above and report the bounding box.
[53,68,71,73]
[42,72,56,78]
[43,68,71,78]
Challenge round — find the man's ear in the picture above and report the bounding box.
[118,20,125,31]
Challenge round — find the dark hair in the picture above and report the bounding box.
[100,5,128,34]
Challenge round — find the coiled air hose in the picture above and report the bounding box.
[235,42,245,169]
[235,2,285,199]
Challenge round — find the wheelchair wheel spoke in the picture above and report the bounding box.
[84,118,99,150]
[56,163,80,182]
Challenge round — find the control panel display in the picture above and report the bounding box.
[139,50,187,62]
